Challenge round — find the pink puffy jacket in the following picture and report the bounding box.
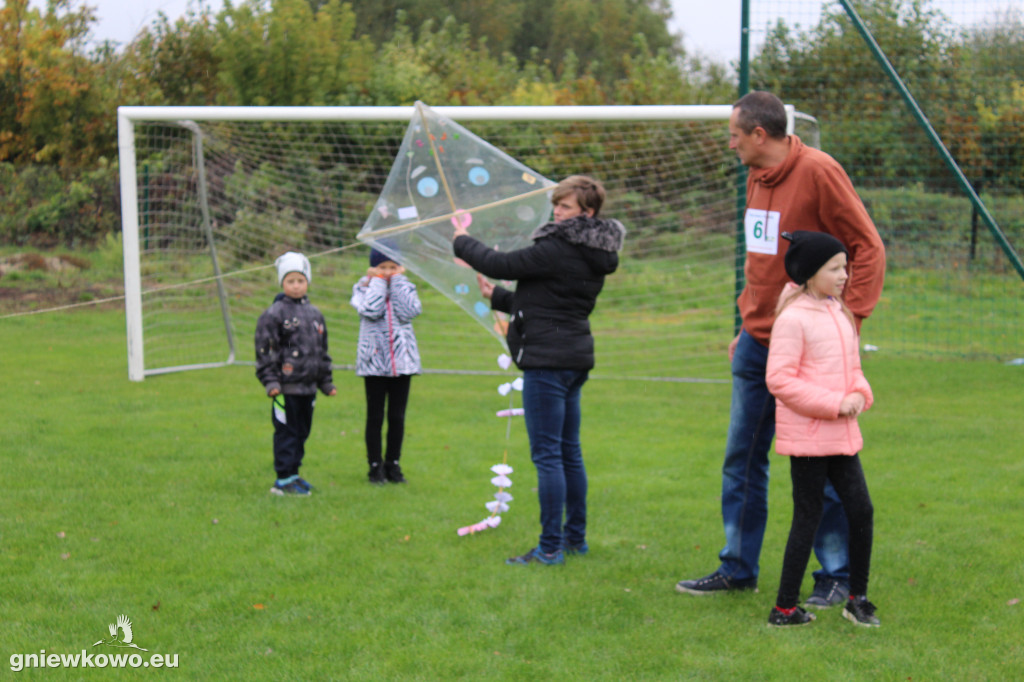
[766,284,873,457]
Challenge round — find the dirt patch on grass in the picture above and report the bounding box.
[0,283,125,314]
[0,253,123,314]
[0,252,91,276]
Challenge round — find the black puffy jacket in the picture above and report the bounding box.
[255,294,335,396]
[453,215,625,370]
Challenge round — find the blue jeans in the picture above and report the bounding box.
[522,369,589,554]
[717,330,850,584]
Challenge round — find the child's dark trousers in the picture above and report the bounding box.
[776,453,874,608]
[272,393,315,479]
[363,375,411,465]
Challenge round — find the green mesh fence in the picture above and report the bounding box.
[747,0,1023,361]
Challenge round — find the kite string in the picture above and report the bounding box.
[0,243,361,320]
[487,391,516,524]
[456,354,519,536]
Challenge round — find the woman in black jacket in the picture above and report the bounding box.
[453,175,626,565]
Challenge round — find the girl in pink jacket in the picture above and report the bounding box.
[765,231,879,628]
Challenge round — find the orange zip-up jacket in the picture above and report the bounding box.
[738,136,886,345]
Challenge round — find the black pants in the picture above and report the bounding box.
[271,393,315,479]
[364,375,411,464]
[776,454,874,608]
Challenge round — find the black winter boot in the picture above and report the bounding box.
[367,460,386,485]
[384,460,406,484]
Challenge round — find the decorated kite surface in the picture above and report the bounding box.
[357,102,557,344]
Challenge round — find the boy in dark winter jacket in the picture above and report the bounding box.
[453,175,626,566]
[255,251,337,495]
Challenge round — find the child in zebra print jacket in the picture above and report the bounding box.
[350,249,422,484]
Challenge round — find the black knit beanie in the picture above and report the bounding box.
[782,231,848,285]
[369,248,399,267]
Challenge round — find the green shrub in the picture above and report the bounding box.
[0,161,121,247]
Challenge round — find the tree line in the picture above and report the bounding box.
[0,0,1021,247]
[0,0,733,246]
[0,0,729,169]
[752,0,1023,194]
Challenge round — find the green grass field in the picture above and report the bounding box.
[2,308,1022,679]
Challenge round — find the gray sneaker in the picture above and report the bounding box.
[804,579,849,609]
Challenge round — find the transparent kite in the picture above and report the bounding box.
[356,101,556,344]
[357,104,549,536]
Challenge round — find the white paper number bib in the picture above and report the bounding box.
[744,208,781,255]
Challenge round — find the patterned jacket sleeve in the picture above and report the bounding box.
[254,307,282,395]
[388,274,422,323]
[351,276,387,319]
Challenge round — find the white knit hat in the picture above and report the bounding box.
[275,251,311,286]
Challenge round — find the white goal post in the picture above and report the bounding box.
[117,104,801,382]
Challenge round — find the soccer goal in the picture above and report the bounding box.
[117,104,808,382]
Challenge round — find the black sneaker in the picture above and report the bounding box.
[367,462,386,485]
[675,571,758,595]
[804,578,850,609]
[768,606,816,627]
[843,596,881,627]
[384,461,406,484]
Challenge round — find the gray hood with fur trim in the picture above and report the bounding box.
[530,215,627,252]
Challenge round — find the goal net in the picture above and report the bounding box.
[117,105,813,382]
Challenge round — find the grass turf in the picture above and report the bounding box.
[2,309,1022,679]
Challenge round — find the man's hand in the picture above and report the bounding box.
[728,334,740,362]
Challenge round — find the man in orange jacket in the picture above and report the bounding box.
[675,91,886,608]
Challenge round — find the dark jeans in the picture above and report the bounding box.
[272,393,315,479]
[364,375,412,464]
[776,454,874,608]
[522,368,589,554]
[718,329,851,584]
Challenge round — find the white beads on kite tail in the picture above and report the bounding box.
[456,354,523,536]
